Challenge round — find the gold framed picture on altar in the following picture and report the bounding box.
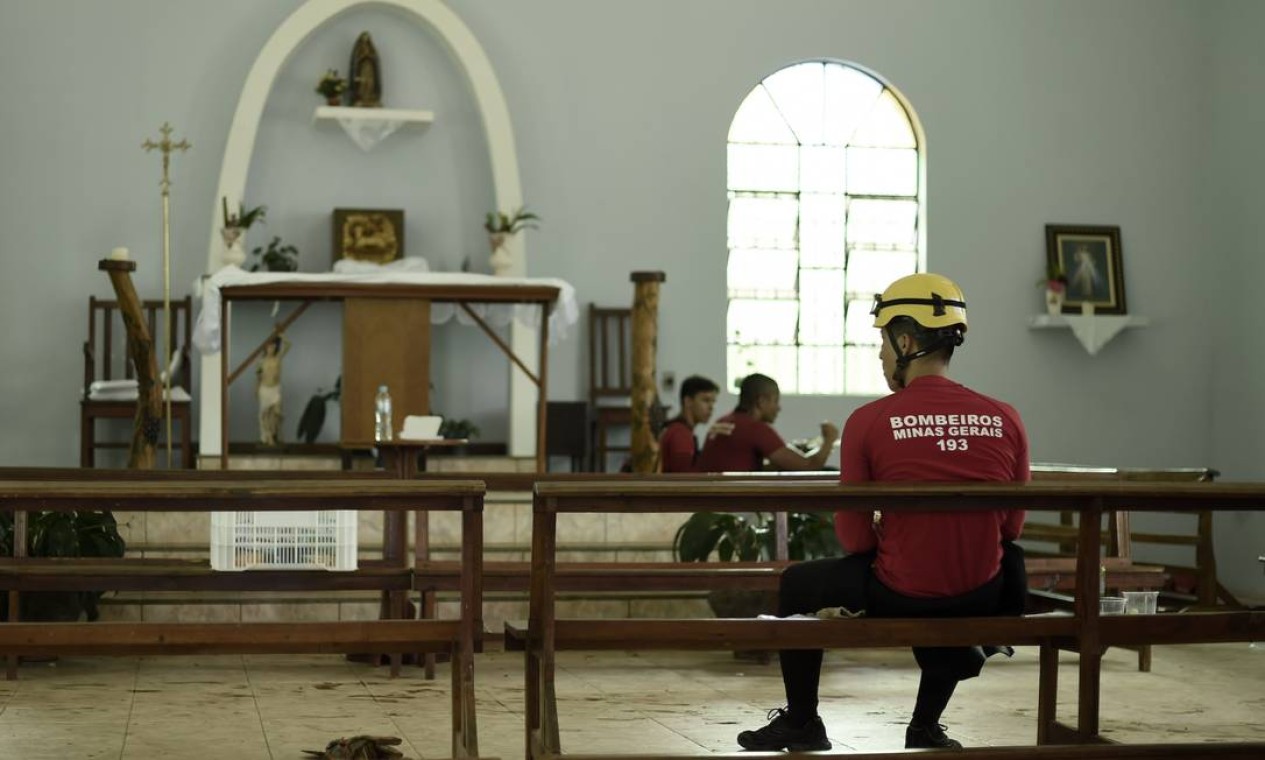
[333,208,404,265]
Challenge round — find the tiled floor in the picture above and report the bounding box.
[0,644,1261,759]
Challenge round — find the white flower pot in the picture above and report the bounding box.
[1045,288,1065,315]
[489,233,513,276]
[221,227,247,269]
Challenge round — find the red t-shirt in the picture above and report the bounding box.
[696,411,786,473]
[658,418,698,473]
[834,375,1029,598]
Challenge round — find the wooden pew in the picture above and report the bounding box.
[412,466,1206,687]
[0,466,426,670]
[1025,466,1220,603]
[0,475,485,759]
[412,471,815,674]
[1025,466,1219,671]
[552,746,1265,760]
[410,468,1200,644]
[515,479,1265,760]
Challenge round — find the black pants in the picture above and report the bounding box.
[776,543,1024,719]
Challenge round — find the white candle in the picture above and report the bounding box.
[110,247,130,261]
[1081,302,1095,317]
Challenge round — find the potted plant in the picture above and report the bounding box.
[220,199,267,268]
[249,236,299,272]
[430,417,479,455]
[316,69,347,106]
[439,418,480,441]
[0,509,126,622]
[674,510,841,662]
[674,510,841,612]
[1039,263,1068,315]
[674,510,842,565]
[483,206,540,275]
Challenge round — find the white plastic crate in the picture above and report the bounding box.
[210,510,357,571]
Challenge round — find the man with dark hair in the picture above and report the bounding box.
[696,373,837,473]
[736,273,1029,752]
[658,375,723,473]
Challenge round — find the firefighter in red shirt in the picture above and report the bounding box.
[657,375,722,473]
[696,373,838,473]
[738,273,1029,752]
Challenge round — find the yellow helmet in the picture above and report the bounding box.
[870,273,968,332]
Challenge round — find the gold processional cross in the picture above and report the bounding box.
[142,122,190,468]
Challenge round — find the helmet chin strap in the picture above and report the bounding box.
[885,325,964,389]
[886,325,913,389]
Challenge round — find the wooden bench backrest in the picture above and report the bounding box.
[1028,465,1219,601]
[0,466,389,482]
[85,295,193,390]
[588,304,632,404]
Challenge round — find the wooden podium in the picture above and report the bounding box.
[341,298,431,446]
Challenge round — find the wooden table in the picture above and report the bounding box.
[218,280,561,471]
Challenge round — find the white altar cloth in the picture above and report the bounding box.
[193,265,579,354]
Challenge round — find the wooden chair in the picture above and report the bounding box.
[80,295,194,469]
[588,304,632,472]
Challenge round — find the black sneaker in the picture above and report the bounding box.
[737,708,831,752]
[905,722,962,749]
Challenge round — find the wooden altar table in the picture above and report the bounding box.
[217,281,561,471]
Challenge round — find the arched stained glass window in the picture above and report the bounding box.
[726,61,923,396]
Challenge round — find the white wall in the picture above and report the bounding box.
[0,0,1258,597]
[1208,0,1265,601]
[233,5,506,443]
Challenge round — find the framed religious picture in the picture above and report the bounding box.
[1045,224,1127,315]
[333,208,404,265]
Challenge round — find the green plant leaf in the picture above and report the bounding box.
[677,510,840,564]
[485,206,541,234]
[0,511,13,556]
[779,511,841,561]
[228,203,268,230]
[19,510,126,559]
[251,235,299,272]
[439,418,480,440]
[31,512,80,557]
[673,512,727,562]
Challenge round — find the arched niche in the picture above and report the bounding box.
[200,0,536,459]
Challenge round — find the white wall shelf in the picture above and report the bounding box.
[1028,313,1150,356]
[313,106,435,152]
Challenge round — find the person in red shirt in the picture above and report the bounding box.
[658,375,722,473]
[696,373,838,473]
[738,273,1029,752]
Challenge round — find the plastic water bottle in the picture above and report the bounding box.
[374,385,393,442]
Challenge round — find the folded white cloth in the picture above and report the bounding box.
[333,256,430,275]
[399,415,444,440]
[86,348,184,398]
[88,385,191,402]
[89,379,140,394]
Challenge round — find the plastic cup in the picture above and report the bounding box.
[1123,590,1159,615]
[1099,596,1126,615]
